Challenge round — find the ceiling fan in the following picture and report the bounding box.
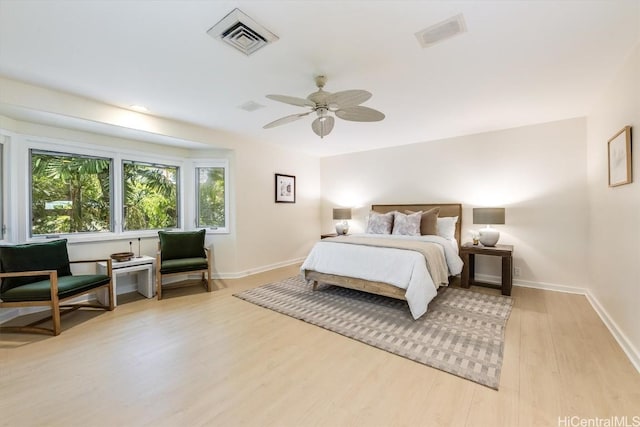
[263,75,385,138]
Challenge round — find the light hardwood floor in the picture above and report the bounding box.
[1,264,639,426]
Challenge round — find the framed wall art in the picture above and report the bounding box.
[608,125,632,187]
[275,173,296,203]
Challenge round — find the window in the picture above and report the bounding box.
[196,165,227,230]
[122,160,179,231]
[23,139,227,240]
[30,149,112,236]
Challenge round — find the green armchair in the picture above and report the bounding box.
[0,239,114,336]
[156,230,212,300]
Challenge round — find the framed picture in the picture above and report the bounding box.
[608,126,632,187]
[275,173,296,203]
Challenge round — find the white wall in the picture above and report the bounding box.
[0,78,321,278]
[586,42,640,367]
[320,118,589,290]
[233,141,321,275]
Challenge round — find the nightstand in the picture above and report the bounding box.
[460,243,513,296]
[321,233,350,239]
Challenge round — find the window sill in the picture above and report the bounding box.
[28,228,229,245]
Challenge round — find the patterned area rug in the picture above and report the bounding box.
[234,276,513,389]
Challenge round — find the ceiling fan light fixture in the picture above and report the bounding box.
[317,107,328,120]
[312,116,334,139]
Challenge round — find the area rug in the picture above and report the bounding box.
[234,276,513,389]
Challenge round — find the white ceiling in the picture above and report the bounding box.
[0,1,638,157]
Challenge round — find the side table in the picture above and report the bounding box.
[460,243,513,296]
[97,255,155,307]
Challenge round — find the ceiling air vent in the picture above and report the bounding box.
[415,13,467,48]
[207,8,279,56]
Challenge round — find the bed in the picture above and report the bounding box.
[301,203,463,319]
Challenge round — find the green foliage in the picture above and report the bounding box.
[197,167,225,228]
[31,152,224,236]
[123,162,178,231]
[31,152,111,235]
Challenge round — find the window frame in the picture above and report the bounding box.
[25,140,117,242]
[194,159,229,234]
[121,158,182,233]
[0,136,5,242]
[10,134,225,244]
[0,131,17,244]
[29,148,115,238]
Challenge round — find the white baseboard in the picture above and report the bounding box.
[0,308,20,323]
[4,265,638,373]
[478,272,639,374]
[0,294,96,322]
[585,290,640,373]
[213,257,305,280]
[0,258,304,324]
[474,273,586,295]
[513,278,586,295]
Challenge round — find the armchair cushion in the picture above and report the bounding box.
[160,257,208,274]
[0,239,72,292]
[1,274,111,302]
[158,230,206,260]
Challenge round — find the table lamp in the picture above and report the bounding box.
[333,208,352,235]
[473,207,505,246]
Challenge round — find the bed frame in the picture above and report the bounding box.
[305,203,462,300]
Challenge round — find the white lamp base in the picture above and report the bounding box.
[335,222,349,235]
[479,227,500,246]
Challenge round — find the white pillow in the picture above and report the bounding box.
[437,216,458,240]
[392,211,421,236]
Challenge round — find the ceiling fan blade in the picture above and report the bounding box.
[335,106,385,122]
[311,116,335,138]
[327,90,372,108]
[266,94,315,108]
[263,111,312,129]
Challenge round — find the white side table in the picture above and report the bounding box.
[97,255,155,307]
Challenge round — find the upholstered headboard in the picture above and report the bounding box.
[371,203,462,247]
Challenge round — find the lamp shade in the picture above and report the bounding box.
[473,208,505,225]
[333,208,352,220]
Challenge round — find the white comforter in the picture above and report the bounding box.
[300,234,464,320]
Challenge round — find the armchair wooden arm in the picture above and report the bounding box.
[69,258,113,278]
[0,270,60,304]
[69,258,112,264]
[0,270,57,278]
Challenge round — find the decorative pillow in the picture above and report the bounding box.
[158,229,206,260]
[365,211,394,234]
[392,211,422,236]
[405,207,440,235]
[437,216,459,240]
[0,239,72,292]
